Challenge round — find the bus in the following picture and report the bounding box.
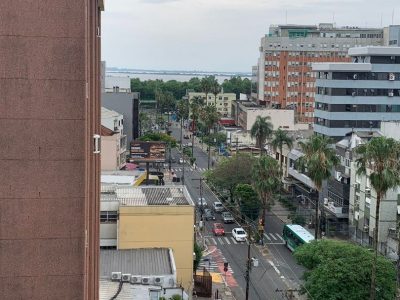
[282,224,315,251]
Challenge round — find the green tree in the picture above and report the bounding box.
[271,129,294,175]
[193,243,203,272]
[205,153,256,202]
[200,105,220,169]
[250,116,273,153]
[298,135,339,240]
[251,156,281,230]
[139,112,151,135]
[200,76,213,104]
[210,76,221,105]
[355,136,400,300]
[234,184,261,221]
[189,96,204,156]
[294,239,396,300]
[138,132,177,148]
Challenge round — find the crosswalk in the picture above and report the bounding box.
[203,233,285,246]
[263,232,285,244]
[168,167,208,172]
[197,249,234,274]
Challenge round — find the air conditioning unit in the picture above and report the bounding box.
[122,274,131,282]
[354,211,359,220]
[365,188,371,197]
[153,276,164,286]
[353,74,358,80]
[141,277,151,285]
[389,92,394,97]
[389,73,395,81]
[111,272,122,281]
[130,276,142,284]
[324,198,328,205]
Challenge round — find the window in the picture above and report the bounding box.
[100,211,118,223]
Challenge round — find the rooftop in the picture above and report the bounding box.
[101,186,195,206]
[100,248,174,278]
[101,106,122,119]
[348,46,400,56]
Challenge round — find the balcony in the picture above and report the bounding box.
[288,167,315,189]
[324,202,349,218]
[328,178,350,199]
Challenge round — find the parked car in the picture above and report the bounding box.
[222,212,234,224]
[232,228,247,242]
[197,197,208,207]
[187,142,193,147]
[212,223,225,236]
[213,201,224,213]
[204,209,215,221]
[183,134,190,139]
[179,158,184,164]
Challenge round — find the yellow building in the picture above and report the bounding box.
[187,92,236,117]
[100,185,195,292]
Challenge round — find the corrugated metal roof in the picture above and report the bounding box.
[101,186,192,206]
[100,249,173,278]
[99,280,161,300]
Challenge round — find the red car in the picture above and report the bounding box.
[212,223,225,236]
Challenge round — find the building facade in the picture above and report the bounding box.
[187,92,236,117]
[313,46,400,140]
[256,23,385,123]
[100,186,195,292]
[0,1,103,299]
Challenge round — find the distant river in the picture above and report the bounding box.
[107,72,250,84]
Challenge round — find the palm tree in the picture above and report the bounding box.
[189,96,204,156]
[176,100,189,148]
[252,156,281,236]
[211,77,221,106]
[298,135,339,240]
[200,105,220,169]
[271,129,294,176]
[355,136,400,300]
[201,76,212,104]
[250,116,273,153]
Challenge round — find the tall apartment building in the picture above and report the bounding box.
[313,46,400,140]
[256,23,385,123]
[187,92,236,117]
[1,1,103,299]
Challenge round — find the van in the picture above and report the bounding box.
[213,201,224,213]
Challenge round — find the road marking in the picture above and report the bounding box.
[264,233,271,241]
[218,237,224,245]
[224,237,231,244]
[266,242,286,245]
[211,238,217,245]
[267,259,281,275]
[269,233,278,240]
[230,237,237,244]
[275,233,283,240]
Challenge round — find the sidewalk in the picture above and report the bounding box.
[270,201,291,224]
[195,281,236,300]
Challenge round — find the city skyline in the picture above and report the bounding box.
[102,0,400,72]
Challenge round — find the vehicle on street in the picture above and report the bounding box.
[221,212,234,224]
[212,223,225,236]
[197,197,207,207]
[213,201,224,213]
[179,158,184,164]
[183,134,190,139]
[187,142,193,147]
[282,224,315,251]
[232,228,247,242]
[170,157,176,163]
[204,209,215,221]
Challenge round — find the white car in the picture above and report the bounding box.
[232,228,247,242]
[197,197,207,207]
[179,158,184,164]
[213,201,224,213]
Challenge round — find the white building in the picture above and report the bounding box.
[349,121,400,258]
[105,75,131,93]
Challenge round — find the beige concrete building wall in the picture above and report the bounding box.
[245,109,309,131]
[101,135,118,171]
[118,206,195,290]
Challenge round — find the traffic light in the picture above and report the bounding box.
[223,262,229,273]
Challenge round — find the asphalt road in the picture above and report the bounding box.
[167,123,305,300]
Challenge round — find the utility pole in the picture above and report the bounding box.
[182,147,186,185]
[314,193,320,240]
[245,241,251,300]
[168,141,172,172]
[192,178,205,220]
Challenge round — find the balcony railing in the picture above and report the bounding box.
[288,167,315,189]
[324,202,349,218]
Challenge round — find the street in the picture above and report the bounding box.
[167,124,305,299]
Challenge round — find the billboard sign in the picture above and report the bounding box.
[130,141,166,162]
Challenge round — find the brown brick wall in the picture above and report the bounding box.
[0,1,101,299]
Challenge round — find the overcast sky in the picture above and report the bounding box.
[101,0,400,72]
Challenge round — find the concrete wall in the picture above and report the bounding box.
[102,92,140,144]
[105,75,131,93]
[245,109,309,131]
[118,206,195,291]
[101,135,118,171]
[0,1,102,299]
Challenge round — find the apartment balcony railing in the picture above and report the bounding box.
[324,202,349,218]
[288,167,315,190]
